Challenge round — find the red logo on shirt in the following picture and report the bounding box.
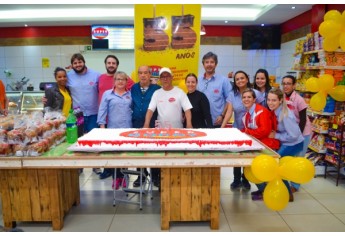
[214,89,219,94]
[126,96,130,99]
[168,97,176,102]
[89,82,94,86]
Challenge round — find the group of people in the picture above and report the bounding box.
[41,51,311,201]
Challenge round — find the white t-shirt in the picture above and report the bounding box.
[148,87,192,128]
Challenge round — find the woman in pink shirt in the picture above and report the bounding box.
[281,75,312,193]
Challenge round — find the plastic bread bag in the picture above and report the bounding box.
[27,140,48,156]
[12,143,27,157]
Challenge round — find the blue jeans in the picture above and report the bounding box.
[256,141,304,193]
[83,114,98,133]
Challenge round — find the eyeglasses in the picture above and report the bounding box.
[281,82,293,86]
[115,78,127,81]
[160,76,171,79]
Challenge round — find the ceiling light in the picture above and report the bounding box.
[292,6,296,9]
[24,24,28,27]
[261,24,265,26]
[0,8,134,21]
[225,20,228,23]
[201,5,274,21]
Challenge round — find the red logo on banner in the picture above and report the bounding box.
[92,27,109,39]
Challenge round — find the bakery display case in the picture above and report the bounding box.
[6,91,44,114]
[20,91,44,113]
[6,91,22,115]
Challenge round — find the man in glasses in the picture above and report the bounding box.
[197,52,232,128]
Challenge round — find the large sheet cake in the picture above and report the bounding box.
[68,128,265,152]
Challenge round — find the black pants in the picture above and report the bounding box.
[233,167,248,183]
[136,168,149,176]
[151,168,160,182]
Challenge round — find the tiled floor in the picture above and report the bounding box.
[1,167,345,232]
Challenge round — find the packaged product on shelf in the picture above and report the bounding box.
[310,133,326,152]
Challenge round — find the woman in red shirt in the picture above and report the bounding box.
[241,88,280,200]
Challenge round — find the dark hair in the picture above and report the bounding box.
[253,68,272,93]
[70,53,85,64]
[185,73,198,82]
[233,70,252,95]
[282,75,296,84]
[104,55,119,66]
[202,52,218,65]
[241,88,256,99]
[53,67,66,78]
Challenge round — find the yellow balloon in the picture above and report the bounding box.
[279,156,293,166]
[319,74,335,92]
[341,11,345,25]
[323,36,340,52]
[263,178,289,211]
[178,79,188,93]
[309,91,327,111]
[319,20,342,38]
[329,85,345,102]
[244,167,263,184]
[279,158,315,184]
[251,155,279,182]
[305,77,320,92]
[340,32,345,52]
[324,10,342,21]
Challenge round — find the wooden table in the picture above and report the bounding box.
[0,142,279,230]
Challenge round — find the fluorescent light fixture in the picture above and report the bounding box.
[0,4,276,25]
[0,8,134,21]
[201,5,274,21]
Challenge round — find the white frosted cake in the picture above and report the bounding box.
[68,128,264,152]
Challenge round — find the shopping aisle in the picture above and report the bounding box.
[1,167,345,232]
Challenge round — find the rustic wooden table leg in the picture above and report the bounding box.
[48,170,64,230]
[160,168,170,230]
[210,167,220,229]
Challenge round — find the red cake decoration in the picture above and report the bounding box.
[119,128,207,140]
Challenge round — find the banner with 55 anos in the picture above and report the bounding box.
[134,4,201,90]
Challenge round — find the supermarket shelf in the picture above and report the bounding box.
[308,145,327,154]
[307,109,335,116]
[292,66,345,71]
[311,128,328,134]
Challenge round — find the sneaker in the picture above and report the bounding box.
[93,168,102,175]
[251,192,263,201]
[242,180,251,190]
[251,190,262,196]
[230,181,242,190]
[99,171,112,179]
[112,178,123,190]
[291,186,298,193]
[133,176,146,187]
[289,193,294,202]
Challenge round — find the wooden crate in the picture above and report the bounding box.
[0,169,80,230]
[160,167,220,230]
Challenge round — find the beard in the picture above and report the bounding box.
[106,67,117,75]
[73,65,86,74]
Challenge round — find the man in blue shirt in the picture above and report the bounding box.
[197,52,232,128]
[67,53,102,174]
[131,65,160,187]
